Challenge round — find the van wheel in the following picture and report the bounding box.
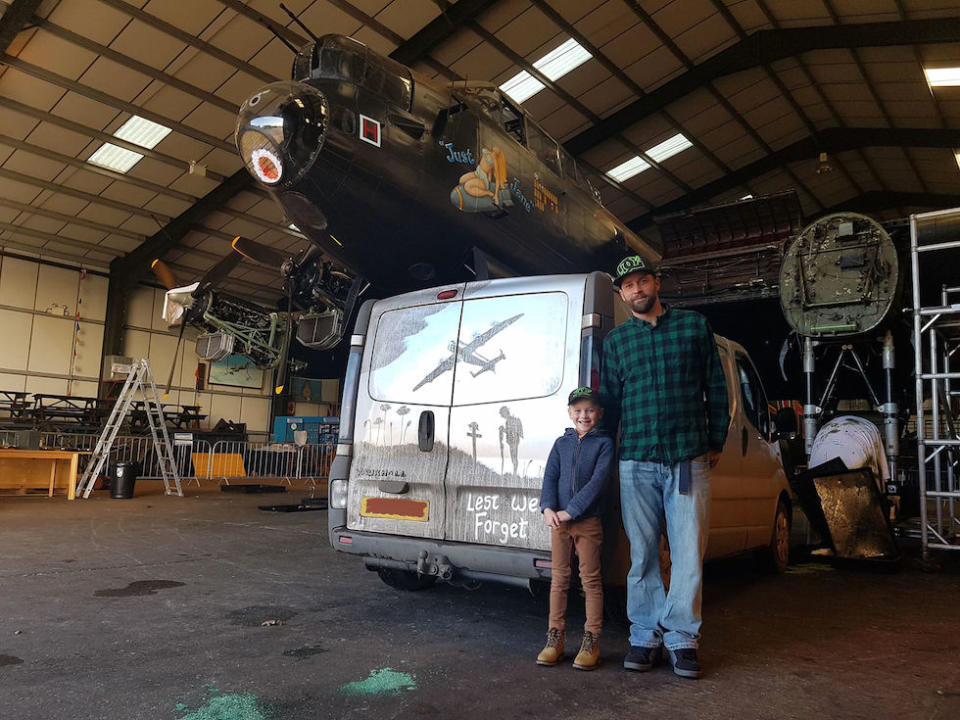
[756,498,791,573]
[376,567,437,591]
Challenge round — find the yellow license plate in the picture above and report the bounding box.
[361,497,429,522]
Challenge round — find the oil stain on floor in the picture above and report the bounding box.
[282,645,327,660]
[94,580,186,597]
[339,668,417,696]
[0,655,24,666]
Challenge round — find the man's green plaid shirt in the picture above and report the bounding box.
[599,306,730,465]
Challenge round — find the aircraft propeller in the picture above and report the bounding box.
[232,236,287,269]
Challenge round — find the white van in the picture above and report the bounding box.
[328,273,791,590]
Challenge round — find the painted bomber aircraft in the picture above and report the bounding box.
[164,30,657,379]
[412,313,524,392]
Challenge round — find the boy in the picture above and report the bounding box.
[536,387,614,670]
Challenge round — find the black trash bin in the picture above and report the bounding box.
[111,461,139,499]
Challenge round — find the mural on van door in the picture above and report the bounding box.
[356,292,569,550]
[413,313,522,391]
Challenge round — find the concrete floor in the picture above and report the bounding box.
[1,485,959,720]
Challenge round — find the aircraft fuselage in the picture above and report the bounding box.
[235,34,657,296]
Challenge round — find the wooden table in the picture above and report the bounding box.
[0,449,88,500]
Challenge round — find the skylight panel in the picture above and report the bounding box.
[606,156,651,183]
[86,115,172,174]
[646,133,693,162]
[499,38,592,104]
[536,38,592,81]
[500,71,544,104]
[87,143,144,173]
[924,67,960,87]
[114,116,172,149]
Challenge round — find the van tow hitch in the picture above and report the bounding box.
[417,550,453,580]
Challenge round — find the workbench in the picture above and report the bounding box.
[0,449,87,500]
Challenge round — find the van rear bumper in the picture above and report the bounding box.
[328,509,551,587]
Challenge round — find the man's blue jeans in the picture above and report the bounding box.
[619,457,711,650]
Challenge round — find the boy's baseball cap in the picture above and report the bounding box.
[613,254,659,286]
[568,386,600,405]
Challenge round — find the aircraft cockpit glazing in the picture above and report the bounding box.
[292,34,412,111]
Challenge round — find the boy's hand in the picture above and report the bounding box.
[556,510,572,524]
[543,508,560,528]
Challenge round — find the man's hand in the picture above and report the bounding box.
[556,510,572,523]
[543,508,560,528]
[708,450,721,468]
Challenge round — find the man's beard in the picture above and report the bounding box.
[629,295,657,314]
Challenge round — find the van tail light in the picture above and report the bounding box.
[534,559,553,569]
[338,535,353,545]
[437,289,458,300]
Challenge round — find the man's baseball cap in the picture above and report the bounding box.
[613,254,658,286]
[568,386,600,405]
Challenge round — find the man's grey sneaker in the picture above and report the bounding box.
[668,648,702,679]
[623,644,660,671]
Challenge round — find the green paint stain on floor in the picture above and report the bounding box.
[176,693,267,720]
[339,668,417,696]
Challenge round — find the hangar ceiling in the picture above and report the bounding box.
[0,0,959,303]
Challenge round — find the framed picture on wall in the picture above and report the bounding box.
[208,354,264,389]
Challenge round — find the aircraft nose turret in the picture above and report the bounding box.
[235,81,328,187]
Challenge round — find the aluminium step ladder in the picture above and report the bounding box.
[76,359,183,499]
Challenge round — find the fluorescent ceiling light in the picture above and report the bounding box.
[646,133,693,162]
[500,38,592,104]
[606,156,651,182]
[87,143,144,173]
[955,150,960,171]
[740,193,754,200]
[924,67,960,87]
[87,115,172,174]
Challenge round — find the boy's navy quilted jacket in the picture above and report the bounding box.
[539,428,614,521]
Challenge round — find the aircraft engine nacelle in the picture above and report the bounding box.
[236,81,328,190]
[196,332,235,362]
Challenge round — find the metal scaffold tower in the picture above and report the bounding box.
[911,209,960,557]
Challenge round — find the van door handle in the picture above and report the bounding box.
[418,410,435,452]
[741,427,748,456]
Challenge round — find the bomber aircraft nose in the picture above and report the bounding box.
[235,81,328,187]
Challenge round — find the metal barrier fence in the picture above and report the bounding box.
[2,432,334,490]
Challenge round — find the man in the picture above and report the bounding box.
[599,254,730,679]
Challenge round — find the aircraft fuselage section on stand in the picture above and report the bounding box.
[235,34,656,297]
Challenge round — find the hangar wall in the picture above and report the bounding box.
[0,253,274,438]
[0,253,107,398]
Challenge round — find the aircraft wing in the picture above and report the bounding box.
[461,314,523,352]
[413,356,455,391]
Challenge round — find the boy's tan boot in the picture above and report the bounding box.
[572,631,600,670]
[536,628,565,666]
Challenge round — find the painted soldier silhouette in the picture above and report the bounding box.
[498,406,523,475]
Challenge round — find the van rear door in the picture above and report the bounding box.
[444,275,585,551]
[345,285,465,539]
